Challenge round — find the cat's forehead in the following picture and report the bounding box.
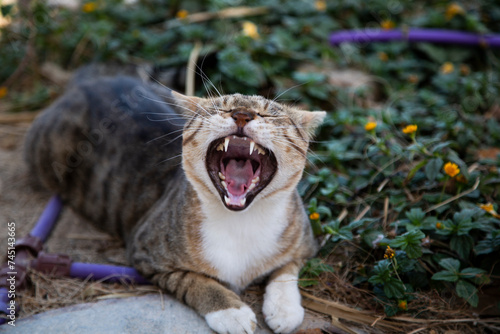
[214,94,287,115]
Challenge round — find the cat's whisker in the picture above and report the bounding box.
[271,82,307,105]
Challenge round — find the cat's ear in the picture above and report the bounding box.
[169,90,205,118]
[298,110,327,137]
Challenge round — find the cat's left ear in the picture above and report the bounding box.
[297,110,327,137]
[168,90,206,118]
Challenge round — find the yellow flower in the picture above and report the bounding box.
[479,203,500,218]
[365,121,377,131]
[443,162,460,178]
[384,246,395,259]
[480,203,493,212]
[436,222,444,230]
[0,86,7,99]
[440,62,455,74]
[378,51,388,62]
[82,2,97,13]
[398,300,408,311]
[445,3,465,21]
[309,212,320,220]
[242,21,259,40]
[176,9,189,19]
[402,124,417,134]
[381,19,395,30]
[314,0,327,12]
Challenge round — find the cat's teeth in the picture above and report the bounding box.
[221,181,227,189]
[224,137,230,152]
[240,197,246,206]
[216,143,224,151]
[249,140,255,155]
[249,183,256,191]
[224,196,230,205]
[251,176,260,184]
[218,172,225,180]
[257,147,265,155]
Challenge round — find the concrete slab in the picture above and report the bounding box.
[2,294,272,334]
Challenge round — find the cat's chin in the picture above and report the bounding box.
[205,135,277,211]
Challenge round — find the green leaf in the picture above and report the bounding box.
[425,157,443,182]
[383,278,406,299]
[456,280,479,307]
[460,268,488,284]
[438,258,461,272]
[390,229,425,259]
[405,208,426,225]
[432,270,459,282]
[450,235,473,259]
[369,260,392,284]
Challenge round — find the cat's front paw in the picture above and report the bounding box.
[205,305,257,334]
[263,274,304,333]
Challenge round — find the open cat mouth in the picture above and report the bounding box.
[206,135,278,211]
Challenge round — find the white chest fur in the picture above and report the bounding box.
[200,197,290,291]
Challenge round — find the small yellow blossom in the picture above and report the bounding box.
[440,62,455,74]
[378,51,388,62]
[398,300,408,310]
[408,74,419,84]
[242,21,259,40]
[82,2,97,13]
[479,203,500,219]
[443,162,460,178]
[314,0,327,12]
[0,86,7,99]
[309,212,320,220]
[365,121,377,131]
[176,9,189,19]
[402,124,418,134]
[480,203,494,212]
[381,19,395,30]
[460,64,470,76]
[436,222,444,230]
[384,246,395,259]
[445,3,465,21]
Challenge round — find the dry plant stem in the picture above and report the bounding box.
[300,291,402,332]
[186,41,203,96]
[425,177,480,213]
[167,6,269,27]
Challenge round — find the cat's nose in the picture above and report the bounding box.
[231,109,256,130]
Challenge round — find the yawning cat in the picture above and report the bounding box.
[24,67,325,333]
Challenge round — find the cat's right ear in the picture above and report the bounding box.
[169,91,205,118]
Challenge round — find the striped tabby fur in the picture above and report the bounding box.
[24,66,325,333]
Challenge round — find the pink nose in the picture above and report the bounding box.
[231,109,256,130]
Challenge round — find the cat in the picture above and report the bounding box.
[24,65,326,334]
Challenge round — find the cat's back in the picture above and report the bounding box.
[25,69,186,238]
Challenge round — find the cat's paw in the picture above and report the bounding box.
[263,274,304,333]
[205,305,257,334]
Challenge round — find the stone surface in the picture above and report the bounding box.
[1,294,272,334]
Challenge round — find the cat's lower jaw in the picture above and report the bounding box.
[263,273,304,334]
[205,305,257,334]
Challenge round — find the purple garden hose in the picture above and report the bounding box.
[330,28,500,48]
[30,195,63,242]
[0,195,149,325]
[70,262,149,285]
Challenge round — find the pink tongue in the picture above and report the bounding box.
[225,159,253,196]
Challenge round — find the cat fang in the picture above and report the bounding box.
[206,135,277,211]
